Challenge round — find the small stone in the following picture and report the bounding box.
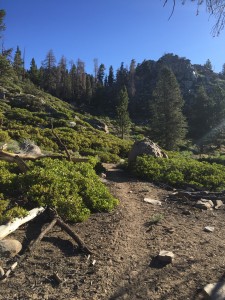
[203,282,225,300]
[182,210,191,215]
[158,250,175,263]
[0,266,4,278]
[214,200,224,210]
[204,226,215,232]
[144,198,162,205]
[0,239,22,258]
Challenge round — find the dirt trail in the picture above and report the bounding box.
[1,164,225,300]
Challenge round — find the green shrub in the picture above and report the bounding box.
[13,158,118,222]
[134,154,225,191]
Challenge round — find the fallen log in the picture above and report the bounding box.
[0,207,45,240]
[0,150,89,163]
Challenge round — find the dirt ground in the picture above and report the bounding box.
[1,164,225,300]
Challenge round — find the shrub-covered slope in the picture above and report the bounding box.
[0,60,131,223]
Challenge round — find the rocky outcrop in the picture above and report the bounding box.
[85,118,109,133]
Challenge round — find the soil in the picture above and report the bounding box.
[1,164,225,300]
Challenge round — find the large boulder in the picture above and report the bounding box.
[128,138,168,163]
[20,141,42,155]
[85,118,109,133]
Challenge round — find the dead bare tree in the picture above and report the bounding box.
[163,0,225,35]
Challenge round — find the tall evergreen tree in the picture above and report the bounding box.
[150,67,187,150]
[116,86,131,139]
[97,63,105,86]
[108,65,114,87]
[41,49,57,94]
[204,59,213,70]
[13,46,24,79]
[0,9,6,40]
[189,86,214,141]
[28,58,40,85]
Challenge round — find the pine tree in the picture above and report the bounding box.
[28,58,40,85]
[150,67,187,150]
[108,66,114,87]
[97,64,105,86]
[204,59,213,70]
[13,46,24,79]
[41,49,57,94]
[189,86,214,141]
[0,10,6,40]
[116,86,131,139]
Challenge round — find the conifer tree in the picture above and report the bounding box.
[108,66,114,87]
[189,86,214,141]
[41,49,57,94]
[0,10,6,40]
[150,67,187,150]
[28,58,40,85]
[13,46,24,79]
[116,86,131,139]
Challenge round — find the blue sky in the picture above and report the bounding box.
[1,0,224,74]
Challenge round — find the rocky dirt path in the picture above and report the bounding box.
[1,164,225,300]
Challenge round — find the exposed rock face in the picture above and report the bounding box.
[128,138,168,163]
[85,118,109,133]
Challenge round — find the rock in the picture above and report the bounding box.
[203,282,225,300]
[196,199,214,210]
[204,226,215,232]
[128,138,168,163]
[144,198,162,205]
[158,250,174,263]
[0,239,22,258]
[20,141,42,155]
[214,200,224,210]
[68,121,76,127]
[85,119,109,133]
[0,266,4,278]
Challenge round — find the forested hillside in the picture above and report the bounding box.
[8,45,225,151]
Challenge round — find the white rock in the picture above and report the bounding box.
[0,239,22,258]
[158,250,174,263]
[214,200,224,210]
[144,198,162,205]
[204,226,215,232]
[204,282,225,300]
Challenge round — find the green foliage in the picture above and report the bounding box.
[116,86,131,139]
[148,213,164,225]
[0,158,118,222]
[0,193,28,224]
[0,129,10,143]
[134,154,225,191]
[150,67,187,150]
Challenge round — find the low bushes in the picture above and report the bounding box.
[0,158,119,223]
[133,154,225,191]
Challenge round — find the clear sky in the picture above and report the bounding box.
[1,0,224,74]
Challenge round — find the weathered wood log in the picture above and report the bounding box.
[0,207,45,240]
[56,218,93,254]
[0,150,89,163]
